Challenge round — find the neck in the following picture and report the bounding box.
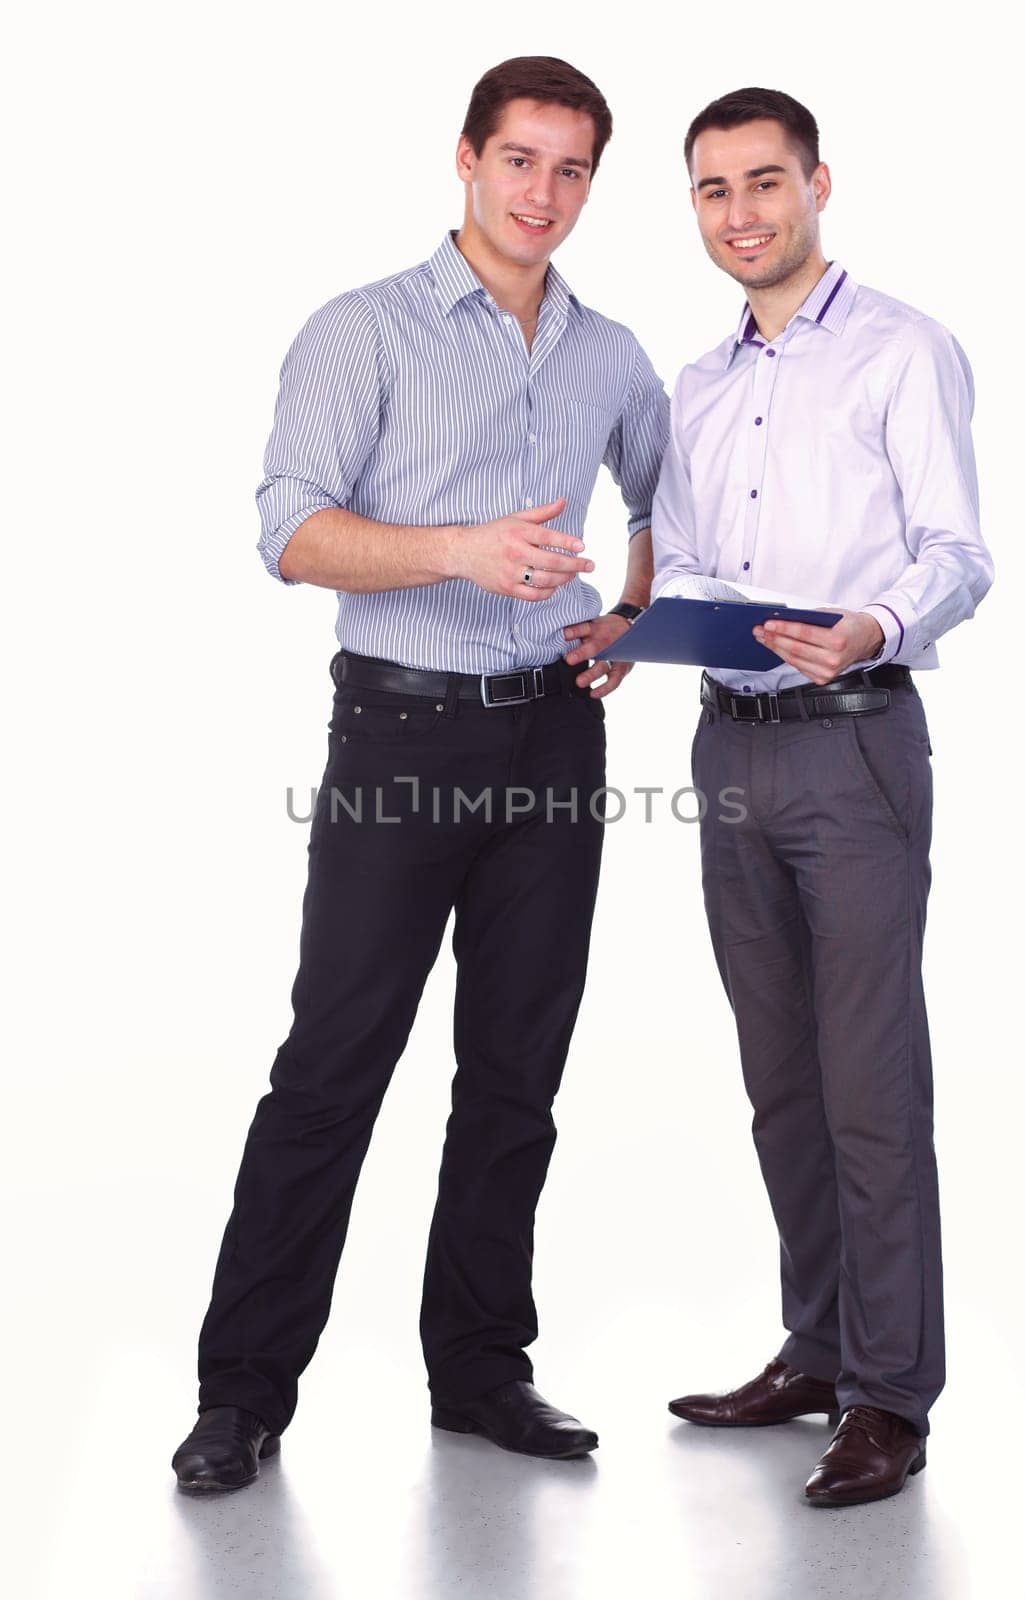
[746,249,830,340]
[454,222,548,323]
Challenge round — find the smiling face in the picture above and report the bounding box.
[690,118,830,290]
[456,98,594,270]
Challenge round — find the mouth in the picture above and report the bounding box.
[511,213,555,236]
[725,233,775,257]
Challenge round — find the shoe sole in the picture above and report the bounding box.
[174,1434,281,1493]
[804,1448,926,1508]
[668,1408,842,1428]
[431,1407,597,1460]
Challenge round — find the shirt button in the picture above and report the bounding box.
[750,489,758,499]
[528,432,536,442]
[524,497,534,508]
[435,703,444,712]
[766,348,776,358]
[743,685,752,693]
[503,314,513,324]
[754,416,763,426]
[821,718,833,729]
[743,561,750,570]
[399,711,408,721]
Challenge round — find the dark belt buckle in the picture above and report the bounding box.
[480,667,546,708]
[481,671,528,707]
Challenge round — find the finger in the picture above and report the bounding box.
[759,619,840,648]
[564,621,591,640]
[522,534,592,567]
[764,643,840,683]
[522,554,594,578]
[517,567,573,595]
[515,574,577,601]
[591,663,631,698]
[517,497,568,524]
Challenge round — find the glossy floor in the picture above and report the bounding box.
[24,1298,1008,1600]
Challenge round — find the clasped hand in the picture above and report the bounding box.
[754,609,885,684]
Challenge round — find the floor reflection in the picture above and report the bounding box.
[666,1418,969,1600]
[412,1428,600,1600]
[169,1457,333,1600]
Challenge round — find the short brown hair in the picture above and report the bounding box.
[462,56,613,176]
[685,87,820,178]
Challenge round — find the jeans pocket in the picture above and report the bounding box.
[329,688,445,743]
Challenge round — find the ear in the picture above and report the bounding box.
[455,133,477,184]
[812,161,832,213]
[689,186,697,213]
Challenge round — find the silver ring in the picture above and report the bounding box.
[523,567,534,585]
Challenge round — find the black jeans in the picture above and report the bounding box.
[196,655,606,1434]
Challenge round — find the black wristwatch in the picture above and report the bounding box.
[609,601,645,624]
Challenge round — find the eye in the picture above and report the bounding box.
[560,168,581,180]
[755,181,777,191]
[509,157,529,168]
[706,189,728,201]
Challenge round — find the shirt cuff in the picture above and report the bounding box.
[861,602,906,665]
[257,508,330,586]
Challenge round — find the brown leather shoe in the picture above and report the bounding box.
[805,1405,926,1507]
[668,1357,840,1427]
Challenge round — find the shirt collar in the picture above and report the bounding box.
[725,260,856,367]
[428,231,582,321]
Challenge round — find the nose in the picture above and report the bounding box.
[726,192,760,231]
[524,167,555,210]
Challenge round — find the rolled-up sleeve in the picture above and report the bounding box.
[864,319,994,659]
[602,342,670,536]
[256,292,387,584]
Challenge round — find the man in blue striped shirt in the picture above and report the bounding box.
[173,56,669,1491]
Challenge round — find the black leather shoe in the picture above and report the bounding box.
[172,1405,280,1492]
[432,1380,598,1459]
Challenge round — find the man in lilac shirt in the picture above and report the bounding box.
[652,88,992,1506]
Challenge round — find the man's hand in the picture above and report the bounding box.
[444,497,594,600]
[563,613,634,698]
[754,608,885,684]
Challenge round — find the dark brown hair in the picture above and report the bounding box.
[685,88,820,178]
[462,56,613,176]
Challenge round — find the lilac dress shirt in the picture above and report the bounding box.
[651,261,994,690]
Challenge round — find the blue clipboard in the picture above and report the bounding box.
[602,596,841,671]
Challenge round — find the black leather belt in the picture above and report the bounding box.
[334,650,577,707]
[701,664,912,723]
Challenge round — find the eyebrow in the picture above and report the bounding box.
[498,141,592,171]
[695,164,787,191]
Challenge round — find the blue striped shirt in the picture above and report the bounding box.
[256,232,670,672]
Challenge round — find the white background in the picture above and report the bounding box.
[5,2,1019,1595]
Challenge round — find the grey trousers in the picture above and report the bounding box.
[692,680,942,1436]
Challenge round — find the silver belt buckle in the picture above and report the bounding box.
[759,691,781,724]
[480,671,528,707]
[479,667,547,707]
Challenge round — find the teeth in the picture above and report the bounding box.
[514,215,551,228]
[731,235,772,250]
